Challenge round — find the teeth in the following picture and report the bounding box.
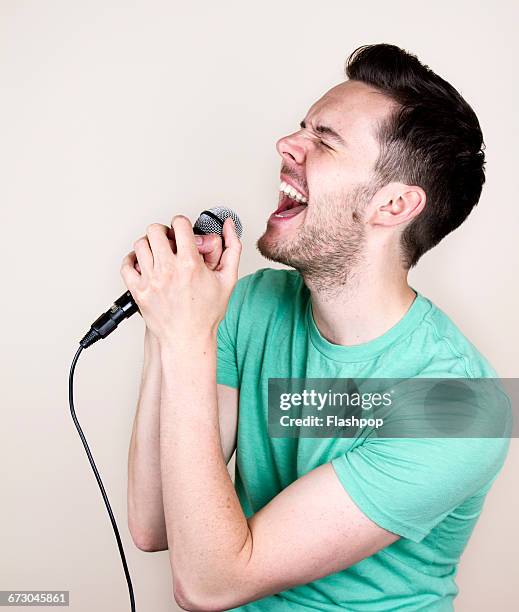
[279,181,308,203]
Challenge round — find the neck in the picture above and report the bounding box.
[304,260,415,347]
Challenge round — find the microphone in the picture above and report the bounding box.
[79,207,243,349]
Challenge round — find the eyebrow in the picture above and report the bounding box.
[300,119,346,146]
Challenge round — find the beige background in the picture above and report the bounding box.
[1,1,518,610]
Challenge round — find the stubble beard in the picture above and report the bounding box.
[257,183,375,296]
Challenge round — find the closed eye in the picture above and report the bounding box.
[300,119,345,149]
[319,139,333,150]
[299,121,335,150]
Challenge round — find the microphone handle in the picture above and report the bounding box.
[80,291,139,348]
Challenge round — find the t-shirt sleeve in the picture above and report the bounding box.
[216,309,239,388]
[216,274,253,389]
[331,436,510,543]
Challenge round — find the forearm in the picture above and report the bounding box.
[159,333,252,605]
[127,327,168,551]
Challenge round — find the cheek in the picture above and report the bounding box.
[306,157,357,200]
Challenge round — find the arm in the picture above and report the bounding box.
[160,334,398,611]
[128,348,238,553]
[126,229,239,553]
[127,327,166,552]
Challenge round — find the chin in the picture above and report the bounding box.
[257,203,311,264]
[256,231,279,261]
[256,230,296,266]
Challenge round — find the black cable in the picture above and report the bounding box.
[69,345,136,612]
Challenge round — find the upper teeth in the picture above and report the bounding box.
[279,181,308,203]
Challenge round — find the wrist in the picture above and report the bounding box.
[159,328,217,360]
[143,326,161,357]
[144,326,159,343]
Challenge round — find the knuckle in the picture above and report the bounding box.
[149,276,160,290]
[147,222,164,234]
[171,214,190,227]
[160,260,176,274]
[179,257,196,272]
[133,237,146,250]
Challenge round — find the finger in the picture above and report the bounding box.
[196,233,223,271]
[125,250,142,274]
[147,223,175,267]
[134,236,153,277]
[120,252,141,288]
[171,215,198,261]
[218,217,242,280]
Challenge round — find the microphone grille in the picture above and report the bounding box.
[194,206,243,239]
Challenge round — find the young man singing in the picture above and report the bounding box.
[121,44,510,611]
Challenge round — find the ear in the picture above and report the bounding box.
[370,183,426,227]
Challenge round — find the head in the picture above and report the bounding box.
[257,44,486,289]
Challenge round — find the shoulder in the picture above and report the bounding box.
[414,293,498,378]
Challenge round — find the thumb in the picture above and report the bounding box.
[196,233,223,270]
[218,218,242,283]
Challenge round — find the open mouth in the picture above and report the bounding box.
[272,181,308,218]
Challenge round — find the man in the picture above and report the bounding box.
[121,44,510,611]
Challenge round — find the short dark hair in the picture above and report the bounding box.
[345,44,486,268]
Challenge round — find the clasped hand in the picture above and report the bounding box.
[120,215,241,345]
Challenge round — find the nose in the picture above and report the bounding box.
[276,132,306,165]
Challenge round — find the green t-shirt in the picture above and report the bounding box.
[216,268,509,612]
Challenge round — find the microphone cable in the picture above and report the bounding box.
[69,345,136,612]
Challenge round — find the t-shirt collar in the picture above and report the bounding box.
[306,288,431,363]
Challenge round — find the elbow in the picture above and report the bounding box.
[129,525,168,553]
[173,578,215,612]
[135,539,168,553]
[173,581,207,612]
[173,589,224,612]
[173,574,241,612]
[172,532,254,610]
[173,586,199,611]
